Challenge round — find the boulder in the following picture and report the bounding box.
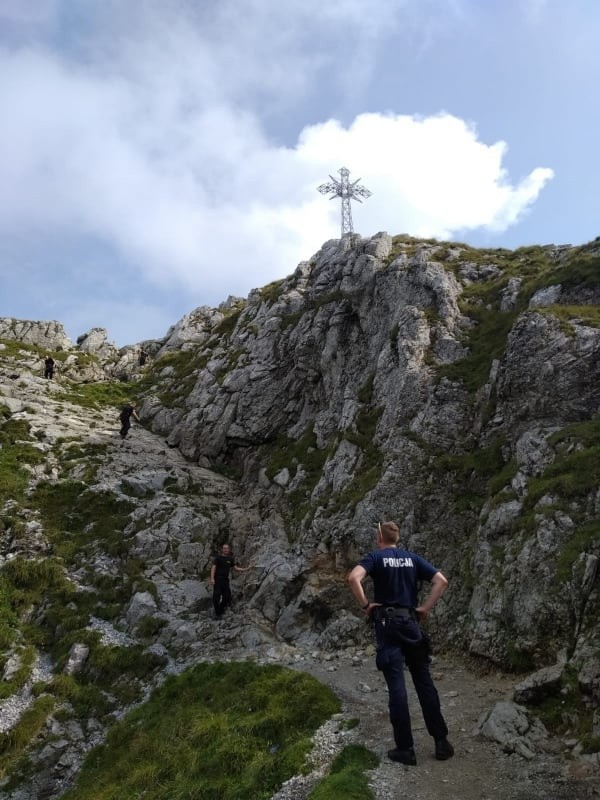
[473,701,549,759]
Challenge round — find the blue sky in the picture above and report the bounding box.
[0,0,598,346]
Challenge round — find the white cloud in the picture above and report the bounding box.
[0,2,554,312]
[297,113,553,238]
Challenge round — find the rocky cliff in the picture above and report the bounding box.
[0,232,599,796]
[141,233,600,674]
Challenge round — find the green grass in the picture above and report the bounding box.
[0,476,153,726]
[48,674,112,719]
[263,428,332,527]
[60,661,341,800]
[56,441,108,482]
[136,348,212,408]
[0,337,97,368]
[431,437,511,517]
[537,305,600,332]
[0,417,46,508]
[0,555,90,656]
[555,519,600,583]
[0,645,35,700]
[29,480,135,562]
[259,279,287,305]
[437,305,518,390]
[214,306,245,339]
[0,695,55,782]
[0,552,164,717]
[0,572,20,649]
[435,245,600,391]
[0,337,43,359]
[309,745,379,800]
[56,381,134,410]
[524,419,600,512]
[534,666,598,751]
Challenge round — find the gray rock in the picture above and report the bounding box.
[513,663,564,704]
[64,643,90,676]
[500,277,522,311]
[0,318,72,349]
[126,592,158,627]
[2,654,21,681]
[515,429,555,476]
[529,285,562,308]
[474,701,549,759]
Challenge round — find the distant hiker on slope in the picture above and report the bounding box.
[43,355,55,379]
[118,401,140,440]
[210,543,252,619]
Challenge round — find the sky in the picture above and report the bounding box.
[0,0,599,347]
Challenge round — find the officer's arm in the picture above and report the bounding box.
[210,564,216,584]
[416,571,448,620]
[348,565,372,614]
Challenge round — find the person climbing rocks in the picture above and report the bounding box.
[347,520,454,766]
[210,543,252,618]
[43,355,55,379]
[118,401,140,440]
[139,349,148,367]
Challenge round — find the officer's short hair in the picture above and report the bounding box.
[378,521,400,544]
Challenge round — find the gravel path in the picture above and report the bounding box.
[275,651,600,800]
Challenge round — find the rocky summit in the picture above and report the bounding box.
[0,232,599,798]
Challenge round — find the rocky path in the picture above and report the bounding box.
[279,651,600,800]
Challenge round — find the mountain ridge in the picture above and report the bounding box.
[0,231,599,796]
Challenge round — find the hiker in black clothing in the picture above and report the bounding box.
[210,543,251,618]
[43,356,55,379]
[118,401,140,439]
[138,349,148,367]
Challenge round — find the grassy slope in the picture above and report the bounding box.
[60,662,342,800]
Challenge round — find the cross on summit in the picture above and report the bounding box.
[317,167,372,236]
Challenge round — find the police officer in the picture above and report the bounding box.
[348,520,454,766]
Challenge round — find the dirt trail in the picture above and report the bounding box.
[300,653,599,800]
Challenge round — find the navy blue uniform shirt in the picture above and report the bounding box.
[359,547,439,607]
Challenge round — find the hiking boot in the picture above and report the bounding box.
[435,738,454,760]
[387,747,417,766]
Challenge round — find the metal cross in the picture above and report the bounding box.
[317,167,372,236]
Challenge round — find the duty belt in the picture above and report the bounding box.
[375,606,416,620]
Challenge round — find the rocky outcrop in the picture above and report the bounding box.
[0,317,72,350]
[0,318,164,384]
[136,233,600,686]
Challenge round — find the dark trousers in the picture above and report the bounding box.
[120,420,131,439]
[375,619,448,750]
[213,580,231,616]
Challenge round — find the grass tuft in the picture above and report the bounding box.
[309,745,379,800]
